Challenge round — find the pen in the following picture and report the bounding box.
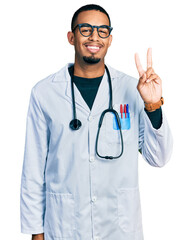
[120,104,123,118]
[124,104,127,118]
[126,104,129,118]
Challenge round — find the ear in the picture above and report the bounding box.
[108,34,113,47]
[67,31,75,45]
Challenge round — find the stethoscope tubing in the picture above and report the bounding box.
[69,65,124,159]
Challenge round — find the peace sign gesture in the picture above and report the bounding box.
[135,48,162,105]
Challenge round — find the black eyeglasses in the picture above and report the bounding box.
[72,23,113,39]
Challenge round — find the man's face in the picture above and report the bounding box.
[68,10,112,65]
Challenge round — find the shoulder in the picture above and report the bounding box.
[32,67,64,89]
[106,65,143,113]
[31,63,71,95]
[106,64,139,87]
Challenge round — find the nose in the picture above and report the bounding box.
[88,27,99,40]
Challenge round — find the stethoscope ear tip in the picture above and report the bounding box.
[70,119,82,130]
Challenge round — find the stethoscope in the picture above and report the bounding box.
[69,65,124,160]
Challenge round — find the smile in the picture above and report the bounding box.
[85,45,101,53]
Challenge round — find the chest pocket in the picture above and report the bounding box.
[105,103,134,144]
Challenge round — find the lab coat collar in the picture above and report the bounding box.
[52,63,117,82]
[52,63,117,115]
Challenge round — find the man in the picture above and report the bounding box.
[20,4,173,240]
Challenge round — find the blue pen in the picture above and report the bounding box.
[126,104,129,118]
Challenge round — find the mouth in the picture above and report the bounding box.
[84,44,102,53]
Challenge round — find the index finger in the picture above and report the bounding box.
[135,53,145,77]
[147,47,152,68]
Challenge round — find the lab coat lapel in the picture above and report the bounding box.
[63,64,90,114]
[90,70,109,116]
[66,81,90,113]
[62,63,111,116]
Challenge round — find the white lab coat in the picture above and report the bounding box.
[20,63,173,240]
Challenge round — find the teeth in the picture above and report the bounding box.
[87,46,100,50]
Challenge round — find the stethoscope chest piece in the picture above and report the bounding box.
[70,119,82,130]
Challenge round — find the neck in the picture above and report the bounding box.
[73,60,105,78]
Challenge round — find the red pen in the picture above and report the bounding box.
[120,104,123,118]
[124,104,127,118]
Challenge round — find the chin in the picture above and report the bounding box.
[83,56,101,64]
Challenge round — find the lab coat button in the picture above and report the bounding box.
[94,236,100,240]
[89,156,95,162]
[92,196,97,202]
[88,115,93,121]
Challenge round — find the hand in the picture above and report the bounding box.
[32,233,44,240]
[135,48,162,104]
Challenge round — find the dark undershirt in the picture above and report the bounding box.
[68,66,162,129]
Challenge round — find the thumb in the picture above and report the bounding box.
[139,72,147,84]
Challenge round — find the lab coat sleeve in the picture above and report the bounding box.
[138,93,173,167]
[20,86,49,234]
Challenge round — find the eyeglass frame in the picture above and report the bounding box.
[72,23,113,39]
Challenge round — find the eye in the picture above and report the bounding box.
[99,29,107,33]
[98,27,109,37]
[82,28,91,32]
[80,26,92,34]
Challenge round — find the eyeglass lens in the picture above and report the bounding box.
[80,24,110,38]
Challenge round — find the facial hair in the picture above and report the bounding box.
[83,56,101,64]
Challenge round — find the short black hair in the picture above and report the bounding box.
[71,4,111,31]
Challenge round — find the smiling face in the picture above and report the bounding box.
[68,10,112,67]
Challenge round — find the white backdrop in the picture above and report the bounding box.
[0,0,192,239]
